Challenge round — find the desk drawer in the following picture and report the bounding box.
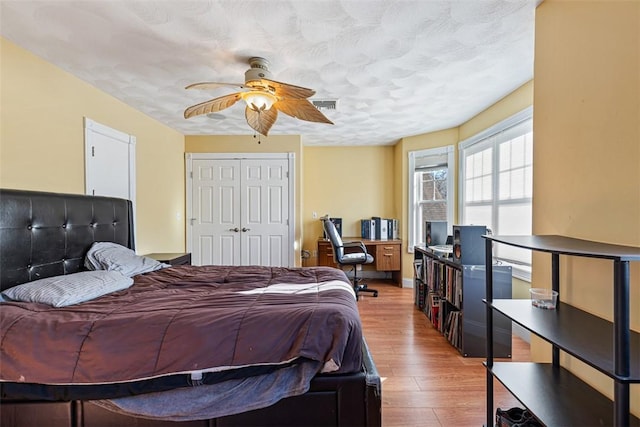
[375,244,400,271]
[317,241,338,267]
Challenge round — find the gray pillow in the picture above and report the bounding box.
[85,242,168,277]
[1,270,134,307]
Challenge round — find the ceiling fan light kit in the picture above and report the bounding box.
[241,91,277,111]
[184,57,333,139]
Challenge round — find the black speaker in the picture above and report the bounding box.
[452,225,487,265]
[425,221,448,246]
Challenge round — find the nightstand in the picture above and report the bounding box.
[144,252,192,266]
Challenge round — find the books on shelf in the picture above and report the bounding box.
[414,259,425,309]
[360,219,375,239]
[425,257,446,293]
[371,217,388,240]
[443,310,462,348]
[414,245,513,358]
[380,218,388,240]
[389,219,399,240]
[426,292,442,331]
[444,266,463,308]
[361,217,399,240]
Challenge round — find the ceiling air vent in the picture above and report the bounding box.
[311,99,338,111]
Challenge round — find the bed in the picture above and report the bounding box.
[0,189,381,427]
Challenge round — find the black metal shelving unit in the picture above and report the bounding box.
[414,245,512,358]
[483,235,640,427]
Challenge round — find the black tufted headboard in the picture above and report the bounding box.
[0,189,134,291]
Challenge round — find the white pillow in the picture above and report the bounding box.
[85,242,168,277]
[1,270,134,307]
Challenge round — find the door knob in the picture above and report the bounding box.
[229,227,239,232]
[242,227,251,232]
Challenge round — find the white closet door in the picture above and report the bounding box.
[187,154,294,267]
[191,159,241,266]
[240,159,289,266]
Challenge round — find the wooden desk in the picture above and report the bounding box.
[317,238,402,284]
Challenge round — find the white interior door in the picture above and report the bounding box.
[84,117,137,243]
[187,153,294,267]
[84,117,136,201]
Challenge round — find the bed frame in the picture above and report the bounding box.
[0,189,381,427]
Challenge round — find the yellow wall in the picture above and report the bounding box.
[301,146,396,265]
[458,80,534,141]
[533,0,639,412]
[186,135,302,154]
[185,135,304,265]
[0,37,186,254]
[394,80,534,283]
[395,129,459,281]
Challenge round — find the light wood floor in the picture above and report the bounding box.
[357,280,530,427]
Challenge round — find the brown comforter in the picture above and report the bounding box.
[0,266,362,386]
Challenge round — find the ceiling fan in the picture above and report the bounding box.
[184,57,334,137]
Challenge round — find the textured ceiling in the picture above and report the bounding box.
[0,0,538,146]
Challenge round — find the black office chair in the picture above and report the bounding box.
[322,218,378,299]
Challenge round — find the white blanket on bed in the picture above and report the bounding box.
[237,280,356,298]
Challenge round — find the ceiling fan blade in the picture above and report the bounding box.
[245,106,278,136]
[260,79,316,99]
[184,93,242,119]
[185,82,250,91]
[275,99,334,124]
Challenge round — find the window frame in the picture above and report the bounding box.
[458,106,533,281]
[408,145,455,253]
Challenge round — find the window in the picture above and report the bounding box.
[459,107,533,279]
[408,146,455,251]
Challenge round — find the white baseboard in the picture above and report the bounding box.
[401,278,414,288]
[512,323,531,343]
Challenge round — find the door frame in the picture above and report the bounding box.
[84,117,137,242]
[84,117,136,202]
[185,152,296,267]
